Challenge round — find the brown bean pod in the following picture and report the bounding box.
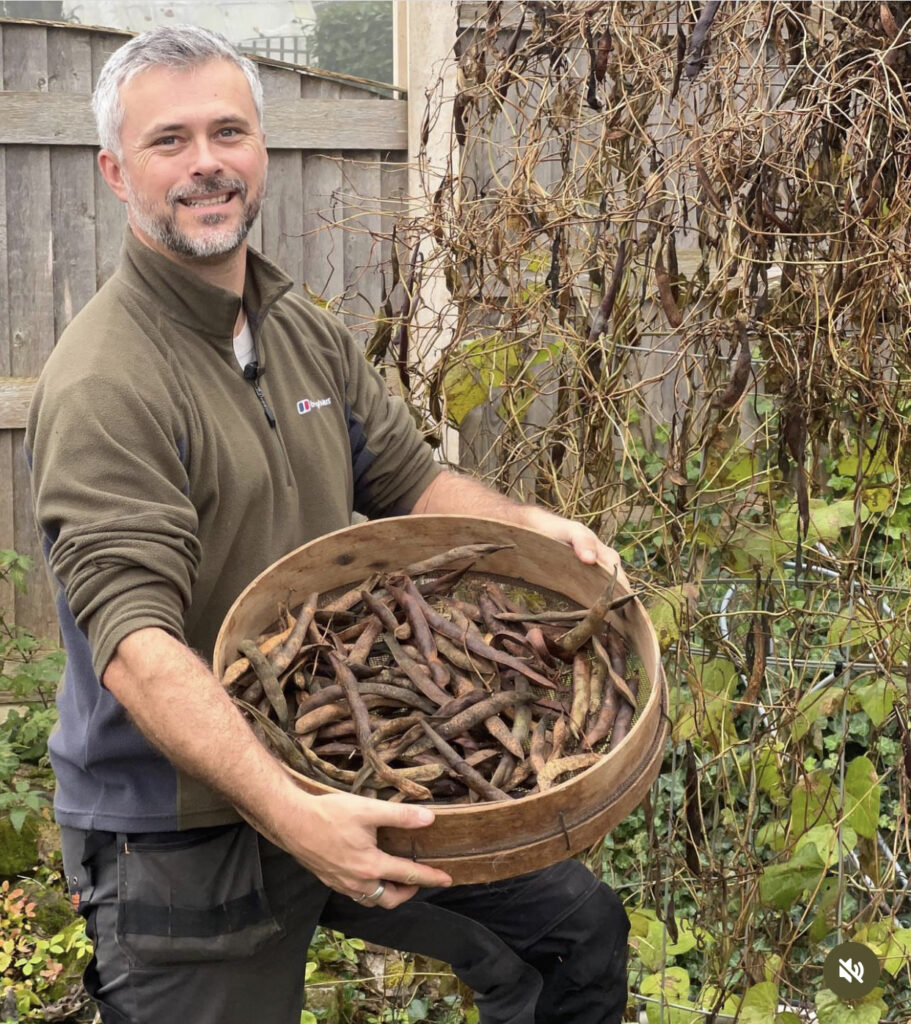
[419,720,510,802]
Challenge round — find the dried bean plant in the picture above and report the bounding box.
[330,1,911,1019]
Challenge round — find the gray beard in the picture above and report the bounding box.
[125,174,265,259]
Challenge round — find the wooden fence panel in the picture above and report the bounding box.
[89,32,126,287]
[4,24,57,640]
[342,155,384,343]
[300,78,344,304]
[0,23,12,619]
[48,28,96,339]
[0,19,408,640]
[260,65,305,291]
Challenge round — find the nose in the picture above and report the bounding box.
[188,135,223,178]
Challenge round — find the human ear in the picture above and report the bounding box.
[97,149,130,203]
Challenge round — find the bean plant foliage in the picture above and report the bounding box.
[355,1,911,1020]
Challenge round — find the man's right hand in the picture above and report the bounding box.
[105,627,451,911]
[278,791,452,908]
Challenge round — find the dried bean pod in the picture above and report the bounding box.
[537,753,601,791]
[384,633,451,706]
[569,653,592,738]
[223,627,291,688]
[385,581,451,693]
[419,720,510,802]
[330,652,432,801]
[272,592,319,674]
[401,578,557,691]
[238,639,290,727]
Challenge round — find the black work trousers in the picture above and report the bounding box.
[60,822,629,1024]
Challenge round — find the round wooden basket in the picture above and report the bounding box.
[214,515,668,884]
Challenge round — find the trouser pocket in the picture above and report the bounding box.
[115,823,283,966]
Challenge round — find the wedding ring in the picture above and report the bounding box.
[352,882,386,904]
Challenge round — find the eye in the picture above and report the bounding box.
[217,126,241,139]
[153,135,179,147]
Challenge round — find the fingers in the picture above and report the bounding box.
[335,846,452,904]
[358,800,436,830]
[566,528,634,598]
[348,879,421,910]
[374,849,452,889]
[376,881,419,909]
[295,792,453,898]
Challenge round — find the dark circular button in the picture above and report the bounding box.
[823,941,881,999]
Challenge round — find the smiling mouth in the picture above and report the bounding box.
[179,192,236,208]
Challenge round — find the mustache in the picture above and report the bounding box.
[167,177,248,204]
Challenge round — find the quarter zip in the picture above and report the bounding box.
[242,361,276,428]
[241,359,293,486]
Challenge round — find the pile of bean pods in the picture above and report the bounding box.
[222,542,640,803]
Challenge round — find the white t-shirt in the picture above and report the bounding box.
[233,318,256,370]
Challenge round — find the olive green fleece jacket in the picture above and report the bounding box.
[25,229,441,830]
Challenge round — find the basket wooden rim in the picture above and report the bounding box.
[215,514,668,877]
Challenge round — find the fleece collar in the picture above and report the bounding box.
[118,228,294,356]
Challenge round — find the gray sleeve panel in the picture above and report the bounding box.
[339,328,442,519]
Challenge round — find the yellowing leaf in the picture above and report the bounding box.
[646,584,699,651]
[795,824,857,866]
[438,334,562,426]
[739,981,781,1022]
[862,487,892,514]
[641,968,701,1024]
[853,677,895,727]
[640,966,691,1000]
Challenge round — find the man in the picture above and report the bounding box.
[26,26,630,1024]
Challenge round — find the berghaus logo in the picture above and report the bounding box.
[297,397,332,415]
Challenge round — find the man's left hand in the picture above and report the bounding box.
[519,506,632,593]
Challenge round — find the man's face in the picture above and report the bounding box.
[104,59,267,261]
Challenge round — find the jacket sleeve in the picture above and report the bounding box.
[26,367,201,680]
[333,318,442,519]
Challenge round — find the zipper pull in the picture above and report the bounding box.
[243,361,277,429]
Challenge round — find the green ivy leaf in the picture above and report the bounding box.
[814,987,887,1024]
[790,685,845,742]
[738,981,780,1024]
[844,756,880,839]
[790,770,839,833]
[758,842,826,909]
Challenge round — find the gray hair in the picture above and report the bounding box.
[92,25,264,154]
